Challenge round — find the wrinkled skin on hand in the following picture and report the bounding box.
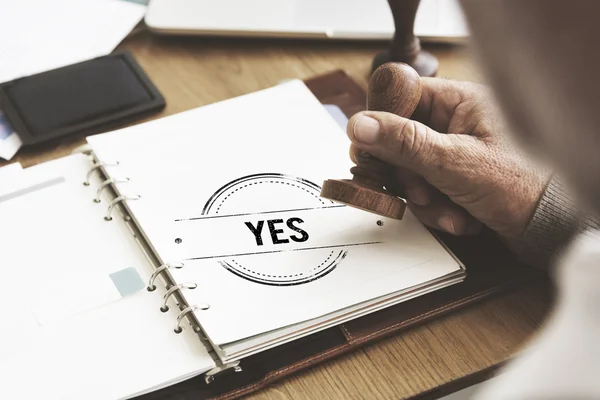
[347,77,549,251]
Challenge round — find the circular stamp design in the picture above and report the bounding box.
[202,173,348,286]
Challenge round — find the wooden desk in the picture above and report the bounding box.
[2,31,552,399]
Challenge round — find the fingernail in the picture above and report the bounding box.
[353,116,380,144]
[405,187,431,207]
[439,214,456,234]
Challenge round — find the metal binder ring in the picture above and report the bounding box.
[147,262,184,291]
[160,283,197,312]
[205,362,242,384]
[104,195,141,221]
[93,177,130,203]
[174,304,210,334]
[83,161,119,186]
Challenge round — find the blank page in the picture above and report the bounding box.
[0,154,214,400]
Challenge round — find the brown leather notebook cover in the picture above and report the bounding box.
[135,70,543,400]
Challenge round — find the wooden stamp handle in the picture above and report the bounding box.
[320,63,422,220]
[371,0,439,77]
[368,62,422,117]
[351,63,422,189]
[388,0,422,64]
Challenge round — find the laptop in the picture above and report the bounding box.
[145,0,469,43]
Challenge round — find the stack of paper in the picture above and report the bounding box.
[0,0,145,84]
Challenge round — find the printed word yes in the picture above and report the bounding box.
[244,218,309,246]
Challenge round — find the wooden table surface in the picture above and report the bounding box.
[2,31,552,399]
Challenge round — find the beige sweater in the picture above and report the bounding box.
[473,177,600,399]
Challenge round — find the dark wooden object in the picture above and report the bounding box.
[372,0,439,77]
[320,62,422,220]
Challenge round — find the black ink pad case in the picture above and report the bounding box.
[0,51,165,145]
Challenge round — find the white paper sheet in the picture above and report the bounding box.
[0,160,22,180]
[0,154,214,400]
[0,0,145,84]
[87,80,463,347]
[220,274,464,360]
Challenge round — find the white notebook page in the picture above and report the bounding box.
[221,273,464,360]
[87,80,462,346]
[0,154,214,400]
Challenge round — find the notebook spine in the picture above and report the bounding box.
[144,261,241,383]
[78,146,242,383]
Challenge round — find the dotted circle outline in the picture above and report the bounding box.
[207,174,344,286]
[229,250,335,279]
[215,180,325,214]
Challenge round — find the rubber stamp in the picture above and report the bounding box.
[320,62,422,220]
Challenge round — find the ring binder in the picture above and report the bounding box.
[160,283,198,312]
[83,161,119,186]
[94,177,130,203]
[147,262,185,291]
[174,304,210,334]
[104,195,141,221]
[204,362,243,384]
[83,153,238,383]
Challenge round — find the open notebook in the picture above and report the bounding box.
[0,80,464,399]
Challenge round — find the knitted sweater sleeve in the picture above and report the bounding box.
[519,176,599,268]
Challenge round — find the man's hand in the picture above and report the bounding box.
[347,78,549,251]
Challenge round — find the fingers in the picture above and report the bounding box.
[347,112,441,173]
[408,193,483,236]
[347,111,476,181]
[411,77,459,127]
[349,143,362,164]
[395,168,434,207]
[351,143,435,206]
[412,78,488,133]
[349,126,482,236]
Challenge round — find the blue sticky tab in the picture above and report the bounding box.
[110,267,145,297]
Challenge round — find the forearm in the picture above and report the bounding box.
[519,176,599,268]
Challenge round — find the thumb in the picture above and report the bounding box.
[346,111,475,178]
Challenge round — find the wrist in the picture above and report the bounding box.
[495,168,551,255]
